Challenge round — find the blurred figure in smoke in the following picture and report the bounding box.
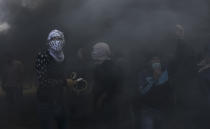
[2,54,24,105]
[175,24,185,40]
[169,24,197,107]
[135,56,173,129]
[67,47,94,126]
[198,44,210,105]
[91,42,123,129]
[35,29,83,129]
[114,51,135,129]
[75,47,92,78]
[197,44,210,129]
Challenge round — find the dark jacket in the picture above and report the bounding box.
[34,49,66,104]
[93,60,123,104]
[169,39,196,79]
[138,67,173,110]
[198,67,210,102]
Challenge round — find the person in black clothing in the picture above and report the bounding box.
[169,24,197,107]
[2,55,24,105]
[198,44,210,106]
[196,44,210,129]
[67,47,94,126]
[170,24,196,77]
[91,42,123,129]
[34,29,82,129]
[135,56,173,129]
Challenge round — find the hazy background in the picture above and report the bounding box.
[0,0,209,129]
[0,0,209,80]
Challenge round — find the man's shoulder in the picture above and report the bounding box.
[37,49,48,56]
[36,49,50,59]
[35,49,52,66]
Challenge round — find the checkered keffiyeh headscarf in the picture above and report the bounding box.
[47,29,65,52]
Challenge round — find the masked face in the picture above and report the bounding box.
[47,29,65,62]
[152,62,161,70]
[49,39,64,52]
[91,42,111,64]
[48,29,65,52]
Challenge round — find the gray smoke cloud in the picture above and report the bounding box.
[0,0,208,56]
[55,0,209,59]
[0,0,209,128]
[0,0,207,85]
[0,0,208,81]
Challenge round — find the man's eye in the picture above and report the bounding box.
[51,37,62,40]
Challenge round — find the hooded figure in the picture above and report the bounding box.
[47,29,65,62]
[91,42,123,129]
[91,42,111,64]
[35,29,69,129]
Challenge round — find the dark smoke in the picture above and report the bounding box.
[0,0,209,128]
[0,0,208,72]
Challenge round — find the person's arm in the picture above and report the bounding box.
[138,71,154,95]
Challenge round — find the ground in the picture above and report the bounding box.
[0,86,208,129]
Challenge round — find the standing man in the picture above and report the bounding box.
[169,24,196,106]
[198,45,210,105]
[136,56,173,129]
[2,54,24,105]
[35,29,78,129]
[91,42,123,129]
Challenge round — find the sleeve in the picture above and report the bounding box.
[35,52,66,88]
[138,71,154,95]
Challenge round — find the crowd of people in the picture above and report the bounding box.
[1,24,210,129]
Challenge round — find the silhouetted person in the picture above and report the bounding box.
[135,56,173,129]
[91,42,123,129]
[2,55,24,105]
[169,24,196,107]
[198,44,210,106]
[35,29,83,129]
[67,47,94,126]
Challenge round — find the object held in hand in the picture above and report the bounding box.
[69,72,88,95]
[70,72,77,80]
[73,78,88,94]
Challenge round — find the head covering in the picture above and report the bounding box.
[176,24,184,39]
[47,29,65,51]
[91,42,111,64]
[47,29,65,62]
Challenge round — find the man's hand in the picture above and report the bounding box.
[66,78,76,87]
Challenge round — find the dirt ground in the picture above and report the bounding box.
[0,86,208,129]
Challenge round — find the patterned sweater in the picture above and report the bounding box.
[35,49,66,103]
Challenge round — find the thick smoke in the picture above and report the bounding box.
[0,0,62,81]
[0,0,209,128]
[0,0,207,93]
[0,0,208,63]
[49,0,209,68]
